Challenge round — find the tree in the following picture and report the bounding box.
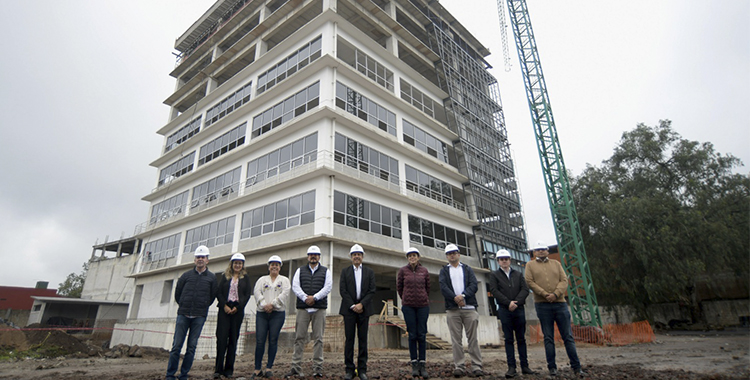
[58,262,89,298]
[571,120,749,322]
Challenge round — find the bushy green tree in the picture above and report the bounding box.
[571,120,749,321]
[58,262,89,298]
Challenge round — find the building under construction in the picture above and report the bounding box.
[95,0,528,355]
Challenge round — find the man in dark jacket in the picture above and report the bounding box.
[339,244,376,380]
[489,249,536,378]
[438,244,483,377]
[166,245,218,380]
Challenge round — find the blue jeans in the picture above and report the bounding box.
[535,302,580,371]
[166,315,206,380]
[401,306,429,361]
[497,307,528,368]
[255,311,286,371]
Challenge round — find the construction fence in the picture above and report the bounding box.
[527,320,655,346]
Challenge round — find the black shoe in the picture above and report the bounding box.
[214,373,222,379]
[548,368,558,377]
[521,367,536,375]
[313,371,323,378]
[453,368,465,378]
[418,360,429,379]
[345,372,354,380]
[265,370,273,378]
[285,370,303,378]
[359,372,368,380]
[411,361,420,377]
[505,367,517,378]
[472,368,485,377]
[573,368,586,378]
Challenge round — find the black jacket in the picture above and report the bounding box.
[338,264,376,317]
[175,267,218,317]
[488,267,529,310]
[216,273,252,313]
[438,263,478,310]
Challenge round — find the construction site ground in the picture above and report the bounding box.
[0,328,748,380]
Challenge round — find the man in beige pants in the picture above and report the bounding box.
[438,244,484,377]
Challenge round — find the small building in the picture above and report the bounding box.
[0,283,59,327]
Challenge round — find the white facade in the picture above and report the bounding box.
[110,0,528,352]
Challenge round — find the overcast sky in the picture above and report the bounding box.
[0,1,747,289]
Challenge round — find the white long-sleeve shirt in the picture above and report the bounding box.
[254,274,291,312]
[292,263,333,312]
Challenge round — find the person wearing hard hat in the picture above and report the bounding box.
[214,253,252,379]
[397,247,431,378]
[438,243,484,377]
[524,241,584,377]
[288,245,332,378]
[166,245,218,380]
[489,249,536,378]
[252,255,291,378]
[339,244,376,380]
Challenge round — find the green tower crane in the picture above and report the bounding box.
[497,0,602,326]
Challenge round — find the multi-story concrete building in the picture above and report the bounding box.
[109,0,527,354]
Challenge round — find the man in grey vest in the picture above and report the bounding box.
[288,245,332,377]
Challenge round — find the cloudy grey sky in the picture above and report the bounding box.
[0,1,747,288]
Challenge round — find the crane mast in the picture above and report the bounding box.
[500,0,602,326]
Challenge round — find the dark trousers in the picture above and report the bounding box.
[215,310,244,377]
[497,307,528,368]
[255,310,286,370]
[535,302,580,371]
[343,311,370,374]
[166,315,206,380]
[401,305,429,361]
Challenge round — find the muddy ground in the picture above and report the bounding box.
[0,329,747,380]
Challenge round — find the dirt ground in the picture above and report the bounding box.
[0,329,747,380]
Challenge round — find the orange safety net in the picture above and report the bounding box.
[528,320,654,346]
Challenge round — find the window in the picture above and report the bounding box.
[400,80,446,122]
[335,81,396,136]
[165,116,201,153]
[142,233,182,262]
[191,167,241,208]
[405,165,464,210]
[197,123,246,166]
[246,133,317,188]
[159,152,196,185]
[251,82,320,139]
[257,36,322,95]
[334,133,399,184]
[333,191,401,239]
[185,216,236,253]
[161,280,173,304]
[150,190,189,225]
[205,81,252,128]
[337,39,394,92]
[240,191,315,239]
[33,304,41,312]
[403,119,449,163]
[408,214,472,256]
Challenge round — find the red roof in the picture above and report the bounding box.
[0,286,59,310]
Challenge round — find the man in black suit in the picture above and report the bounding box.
[339,244,376,380]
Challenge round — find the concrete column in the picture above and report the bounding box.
[384,1,398,56]
[322,0,337,11]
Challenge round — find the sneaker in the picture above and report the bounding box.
[345,372,354,380]
[504,367,517,378]
[548,368,558,377]
[521,367,537,375]
[359,372,369,380]
[472,369,485,377]
[453,368,465,378]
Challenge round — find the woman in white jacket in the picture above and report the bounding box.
[251,255,291,378]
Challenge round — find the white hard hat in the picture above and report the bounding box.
[230,253,245,262]
[307,245,321,255]
[531,241,548,251]
[350,244,364,255]
[445,243,459,254]
[268,255,282,266]
[406,247,420,257]
[194,245,210,256]
[496,249,511,259]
